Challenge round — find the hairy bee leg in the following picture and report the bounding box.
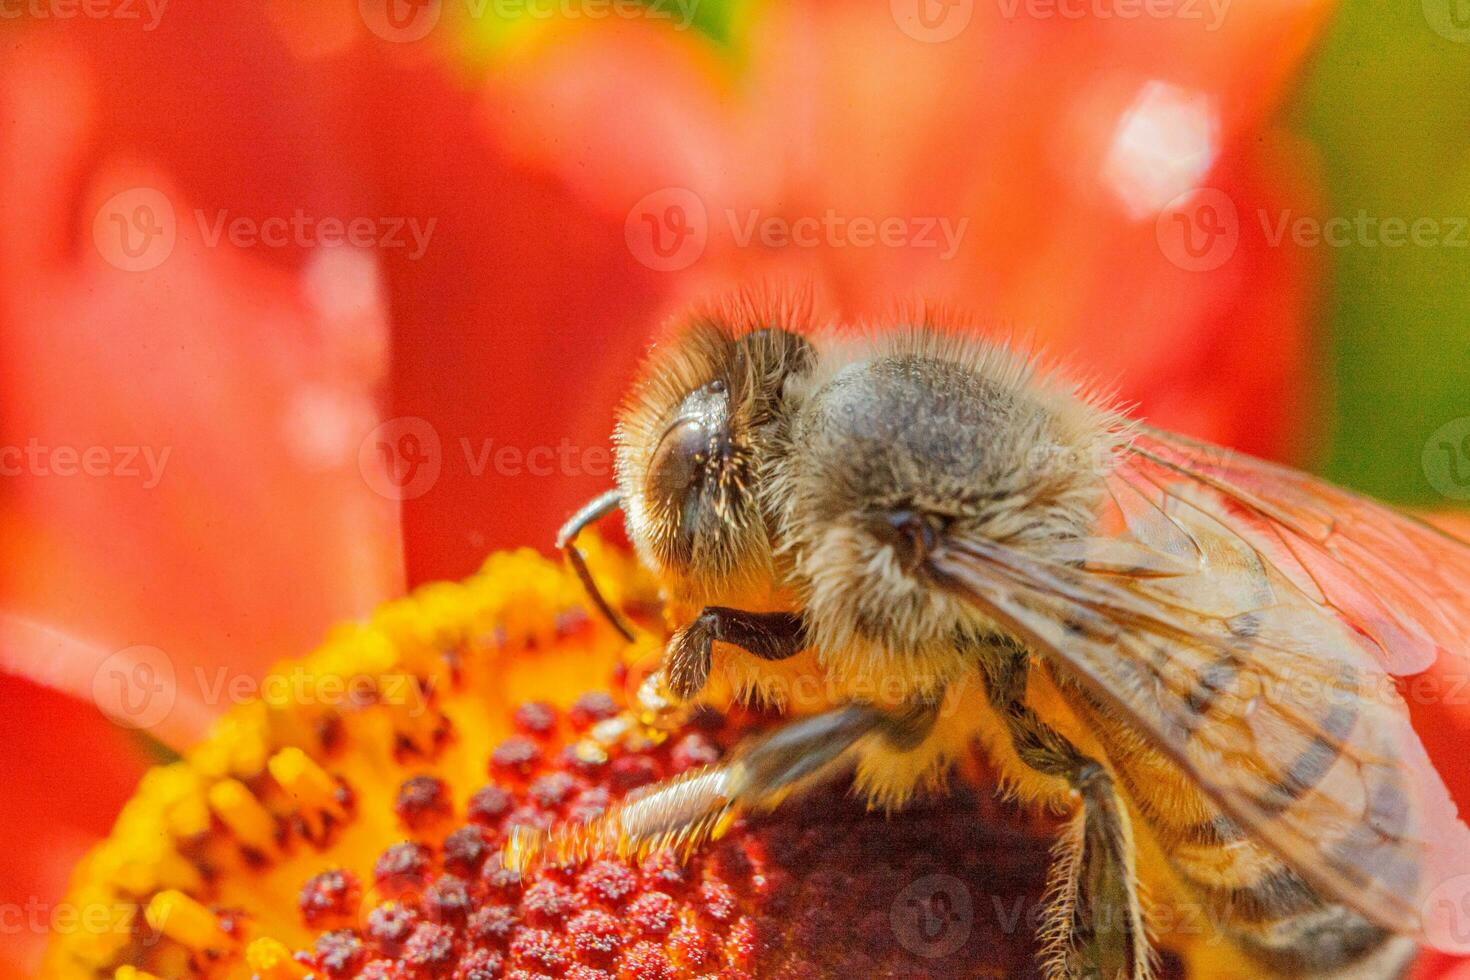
[665,607,807,700]
[877,694,944,751]
[1061,765,1151,980]
[1016,719,1150,980]
[504,703,884,872]
[984,657,1152,980]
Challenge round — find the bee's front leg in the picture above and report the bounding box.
[504,698,952,874]
[504,702,886,872]
[984,657,1153,980]
[664,607,806,701]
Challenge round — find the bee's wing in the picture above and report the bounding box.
[1130,426,1470,676]
[928,430,1470,951]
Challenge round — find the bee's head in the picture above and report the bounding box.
[614,295,815,598]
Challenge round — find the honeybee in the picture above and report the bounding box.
[511,291,1470,979]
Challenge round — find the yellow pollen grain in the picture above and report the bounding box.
[268,747,343,817]
[115,967,163,980]
[590,715,633,747]
[245,938,312,979]
[206,778,279,856]
[143,891,230,953]
[572,738,609,766]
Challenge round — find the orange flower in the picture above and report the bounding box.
[41,531,1470,978]
[43,545,1083,979]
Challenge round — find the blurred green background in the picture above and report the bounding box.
[1294,1,1470,502]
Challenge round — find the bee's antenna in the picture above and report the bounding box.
[558,489,637,643]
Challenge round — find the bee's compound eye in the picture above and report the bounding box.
[645,382,731,560]
[649,417,710,499]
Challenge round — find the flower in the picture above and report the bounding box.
[43,544,1085,979]
[40,532,1470,978]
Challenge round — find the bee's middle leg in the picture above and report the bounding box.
[664,607,806,700]
[985,656,1152,980]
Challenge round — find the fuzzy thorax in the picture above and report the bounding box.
[615,293,1130,711]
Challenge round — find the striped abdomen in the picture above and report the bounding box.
[1073,689,1418,979]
